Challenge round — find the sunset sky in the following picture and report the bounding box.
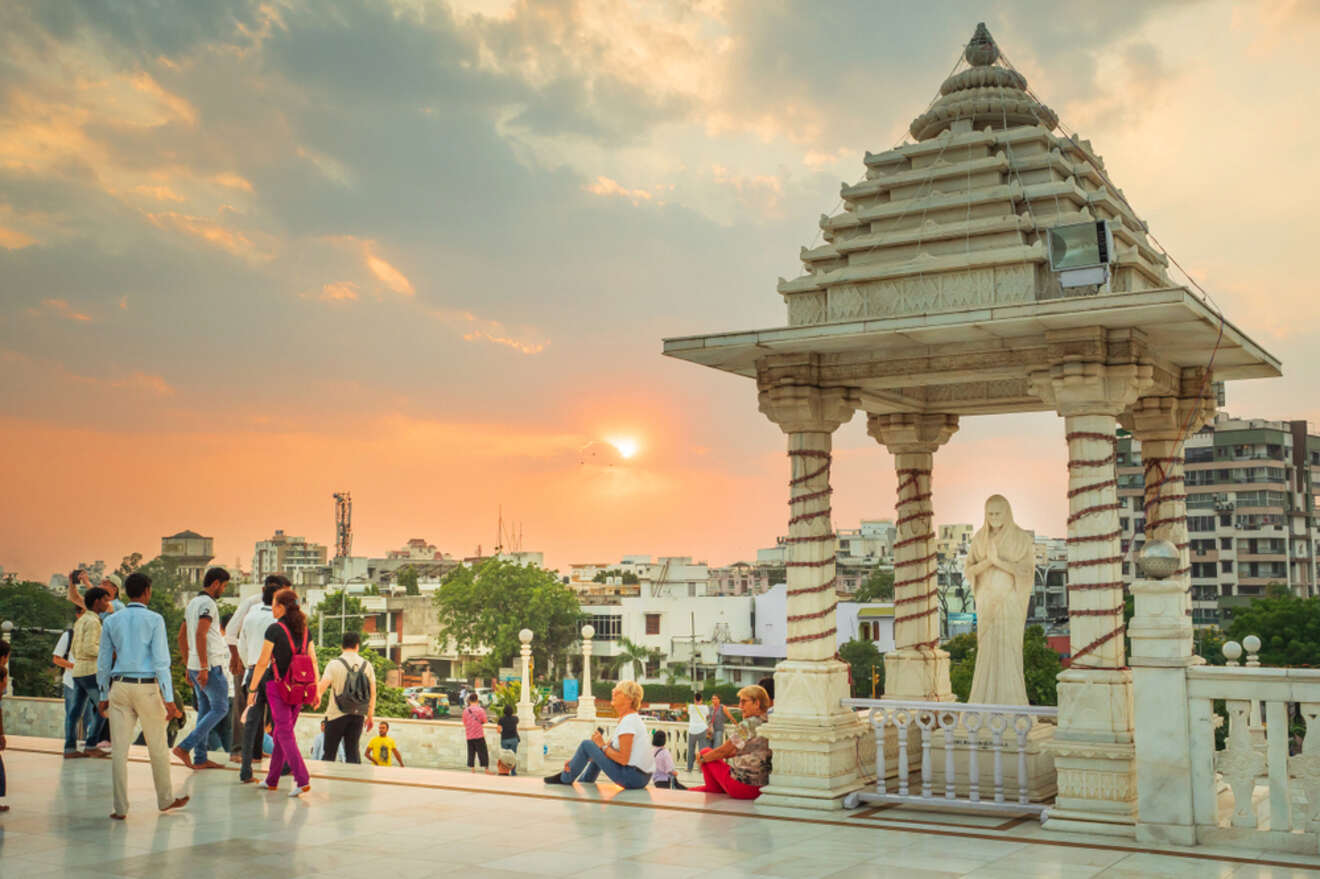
[2,1,1318,582]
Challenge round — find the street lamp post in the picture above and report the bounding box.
[517,628,535,727]
[577,624,596,720]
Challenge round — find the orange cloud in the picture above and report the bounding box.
[426,306,547,354]
[147,210,271,261]
[212,172,254,192]
[583,176,655,206]
[39,298,92,322]
[364,249,415,295]
[303,281,361,303]
[129,71,197,126]
[0,225,36,249]
[135,184,185,202]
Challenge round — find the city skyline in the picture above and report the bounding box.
[4,2,1320,582]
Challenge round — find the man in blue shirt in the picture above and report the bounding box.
[96,572,189,820]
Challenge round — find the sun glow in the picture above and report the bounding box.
[607,436,639,459]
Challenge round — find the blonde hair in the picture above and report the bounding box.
[737,685,770,713]
[613,680,644,711]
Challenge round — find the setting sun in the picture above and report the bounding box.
[607,436,639,459]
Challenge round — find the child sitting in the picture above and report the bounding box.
[651,730,685,790]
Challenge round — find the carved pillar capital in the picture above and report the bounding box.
[758,385,855,435]
[1029,361,1155,418]
[866,413,960,454]
[1120,372,1217,442]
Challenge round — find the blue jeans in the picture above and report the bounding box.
[502,737,519,776]
[178,666,229,763]
[560,740,651,789]
[64,674,107,752]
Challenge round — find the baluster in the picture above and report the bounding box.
[989,713,1008,804]
[918,710,935,799]
[872,708,886,794]
[939,710,957,799]
[1266,700,1288,832]
[1217,700,1266,828]
[895,709,911,797]
[1015,715,1032,805]
[965,711,983,802]
[1289,703,1320,833]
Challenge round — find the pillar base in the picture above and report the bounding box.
[1043,668,1137,837]
[882,648,953,702]
[759,660,869,809]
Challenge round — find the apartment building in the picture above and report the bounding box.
[252,530,329,585]
[1117,413,1320,626]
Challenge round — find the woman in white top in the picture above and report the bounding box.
[545,680,653,789]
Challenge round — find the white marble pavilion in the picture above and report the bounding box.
[663,22,1290,847]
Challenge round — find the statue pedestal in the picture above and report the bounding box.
[883,648,954,702]
[928,723,1057,802]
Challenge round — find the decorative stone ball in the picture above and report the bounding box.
[519,628,533,644]
[581,624,595,640]
[1243,635,1261,654]
[1137,539,1180,580]
[1222,641,1243,662]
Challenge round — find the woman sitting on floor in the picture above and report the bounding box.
[545,680,653,789]
[690,684,771,800]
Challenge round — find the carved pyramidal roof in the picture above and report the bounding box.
[778,22,1173,327]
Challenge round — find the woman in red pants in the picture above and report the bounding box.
[691,684,771,799]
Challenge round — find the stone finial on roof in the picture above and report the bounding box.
[909,23,1058,141]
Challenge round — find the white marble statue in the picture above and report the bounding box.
[964,495,1035,705]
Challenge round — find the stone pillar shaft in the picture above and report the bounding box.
[868,413,957,701]
[577,639,596,721]
[517,639,535,728]
[785,430,839,663]
[892,449,939,651]
[1064,414,1126,670]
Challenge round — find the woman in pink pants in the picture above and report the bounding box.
[245,589,318,797]
[690,685,771,800]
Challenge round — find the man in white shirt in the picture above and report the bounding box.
[172,567,232,770]
[316,631,375,764]
[224,590,264,763]
[685,692,710,772]
[52,615,92,753]
[237,576,284,783]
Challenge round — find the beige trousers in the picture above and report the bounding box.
[108,681,175,815]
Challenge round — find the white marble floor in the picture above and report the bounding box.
[1,736,1318,878]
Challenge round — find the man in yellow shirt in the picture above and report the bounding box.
[365,721,404,767]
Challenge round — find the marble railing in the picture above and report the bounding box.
[841,698,1058,815]
[1186,664,1320,853]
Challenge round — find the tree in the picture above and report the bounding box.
[838,638,884,697]
[854,566,894,603]
[609,636,664,681]
[591,568,639,585]
[434,559,582,678]
[947,626,1062,705]
[396,565,420,596]
[309,590,368,648]
[1222,595,1320,667]
[116,552,144,578]
[0,580,75,697]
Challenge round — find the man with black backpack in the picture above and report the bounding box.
[316,631,375,764]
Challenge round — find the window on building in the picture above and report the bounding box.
[1221,560,1233,573]
[644,613,661,635]
[587,615,621,640]
[1220,537,1232,549]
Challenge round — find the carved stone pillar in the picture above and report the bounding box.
[756,382,868,808]
[517,628,535,729]
[867,413,959,701]
[1121,371,1217,608]
[1030,358,1153,838]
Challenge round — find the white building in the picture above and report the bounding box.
[581,593,752,682]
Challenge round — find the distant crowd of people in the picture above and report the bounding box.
[0,567,778,818]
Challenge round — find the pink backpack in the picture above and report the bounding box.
[275,622,317,707]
